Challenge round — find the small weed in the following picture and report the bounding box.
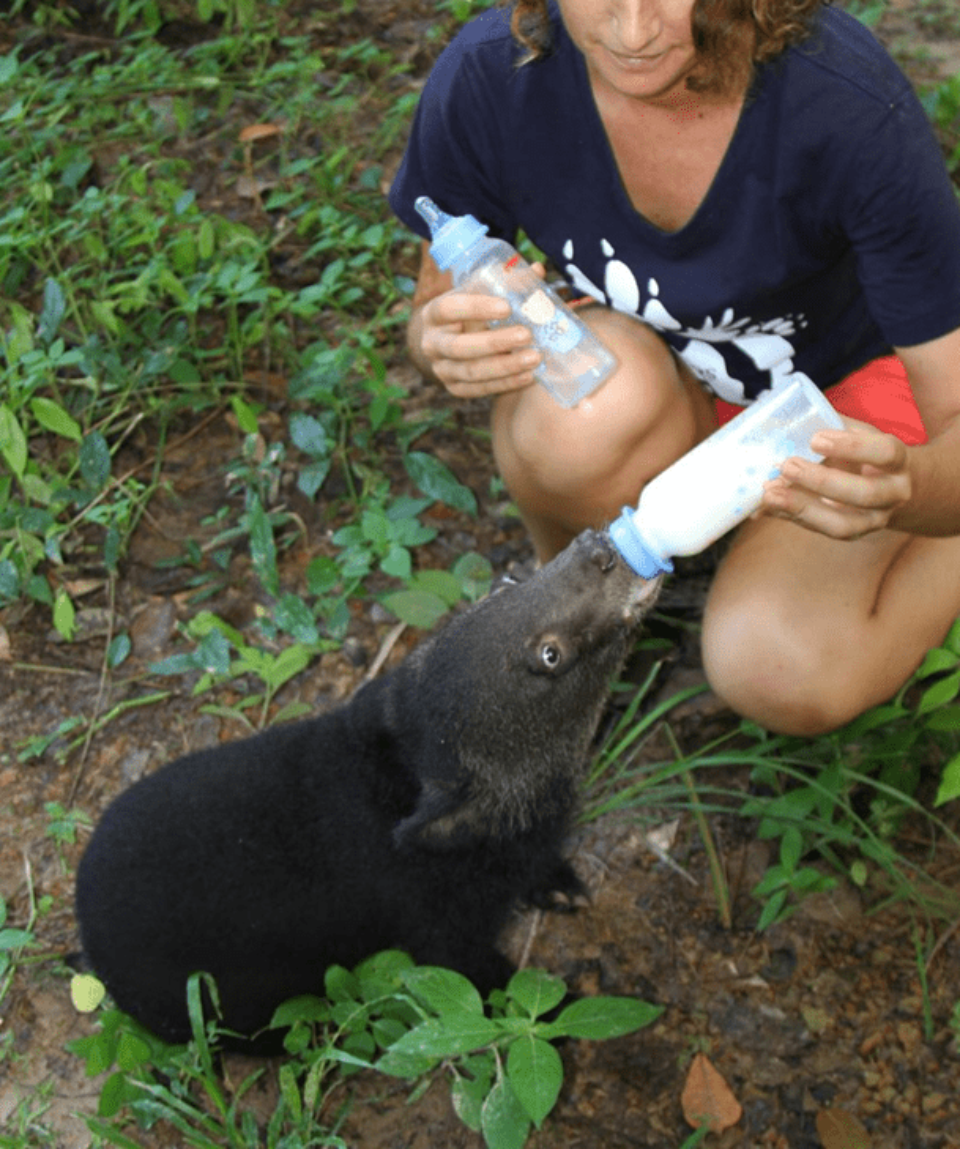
[68,951,661,1149]
[43,801,92,872]
[588,618,960,930]
[0,892,37,1012]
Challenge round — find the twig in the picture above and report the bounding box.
[68,573,118,804]
[517,909,542,971]
[363,622,407,683]
[665,725,732,929]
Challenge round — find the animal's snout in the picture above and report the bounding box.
[581,530,619,574]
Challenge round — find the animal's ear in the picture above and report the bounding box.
[392,780,483,853]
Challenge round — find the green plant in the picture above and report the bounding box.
[586,617,960,930]
[149,609,329,730]
[43,801,92,872]
[0,892,37,1011]
[370,957,661,1148]
[69,951,662,1149]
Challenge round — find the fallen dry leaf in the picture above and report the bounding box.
[681,1052,742,1133]
[816,1107,872,1148]
[0,624,10,661]
[238,122,283,143]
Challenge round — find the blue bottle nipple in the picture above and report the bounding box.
[415,196,490,272]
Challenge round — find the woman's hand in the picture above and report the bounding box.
[417,289,542,398]
[759,416,912,540]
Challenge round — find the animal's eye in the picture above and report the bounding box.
[539,642,562,670]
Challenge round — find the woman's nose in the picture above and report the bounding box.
[612,1,662,52]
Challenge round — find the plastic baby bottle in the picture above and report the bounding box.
[609,376,846,577]
[415,196,616,408]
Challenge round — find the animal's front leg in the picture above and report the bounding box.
[521,858,587,912]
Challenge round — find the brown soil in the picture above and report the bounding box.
[2,3,960,1147]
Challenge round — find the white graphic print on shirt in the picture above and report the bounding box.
[562,238,813,405]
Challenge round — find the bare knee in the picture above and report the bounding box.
[702,601,860,737]
[492,309,716,549]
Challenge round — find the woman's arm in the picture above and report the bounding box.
[760,327,960,540]
[406,241,542,397]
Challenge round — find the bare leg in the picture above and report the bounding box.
[702,514,960,735]
[491,308,717,562]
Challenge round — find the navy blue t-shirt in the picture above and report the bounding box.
[389,4,960,404]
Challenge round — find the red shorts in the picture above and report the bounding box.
[714,357,928,446]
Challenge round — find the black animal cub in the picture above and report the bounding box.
[75,529,660,1050]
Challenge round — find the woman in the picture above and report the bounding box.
[389,0,960,737]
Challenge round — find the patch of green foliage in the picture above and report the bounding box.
[68,951,661,1149]
[0,0,487,659]
[588,619,960,930]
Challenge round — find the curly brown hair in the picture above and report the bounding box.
[506,0,829,93]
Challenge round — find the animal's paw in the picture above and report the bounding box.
[522,861,589,913]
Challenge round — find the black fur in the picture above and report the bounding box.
[75,530,660,1051]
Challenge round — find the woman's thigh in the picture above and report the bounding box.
[701,514,960,735]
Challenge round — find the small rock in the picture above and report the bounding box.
[120,749,152,785]
[130,599,177,659]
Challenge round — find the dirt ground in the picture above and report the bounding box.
[2,2,960,1147]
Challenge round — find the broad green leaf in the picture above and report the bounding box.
[923,704,960,732]
[404,450,477,515]
[0,405,27,479]
[0,559,19,600]
[53,589,76,641]
[380,545,412,580]
[247,496,279,596]
[452,1062,493,1132]
[264,643,312,689]
[507,1036,562,1127]
[195,629,232,675]
[230,395,260,434]
[410,568,462,606]
[274,595,320,645]
[381,589,448,630]
[507,968,566,1018]
[0,928,35,950]
[779,826,804,873]
[324,964,360,1003]
[402,965,485,1017]
[378,1014,502,1062]
[31,397,81,441]
[37,279,66,343]
[935,752,960,807]
[0,53,18,84]
[298,458,330,499]
[915,646,960,679]
[480,1074,530,1149]
[79,431,111,491]
[755,887,789,931]
[289,412,330,457]
[361,508,390,547]
[270,995,330,1028]
[355,949,415,996]
[106,633,131,669]
[918,670,960,714]
[116,1031,151,1072]
[540,996,663,1041]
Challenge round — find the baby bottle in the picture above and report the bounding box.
[415,196,616,408]
[609,377,846,577]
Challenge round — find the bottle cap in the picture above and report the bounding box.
[415,196,489,271]
[609,508,674,578]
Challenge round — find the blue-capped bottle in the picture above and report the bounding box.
[415,196,616,408]
[609,377,846,577]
